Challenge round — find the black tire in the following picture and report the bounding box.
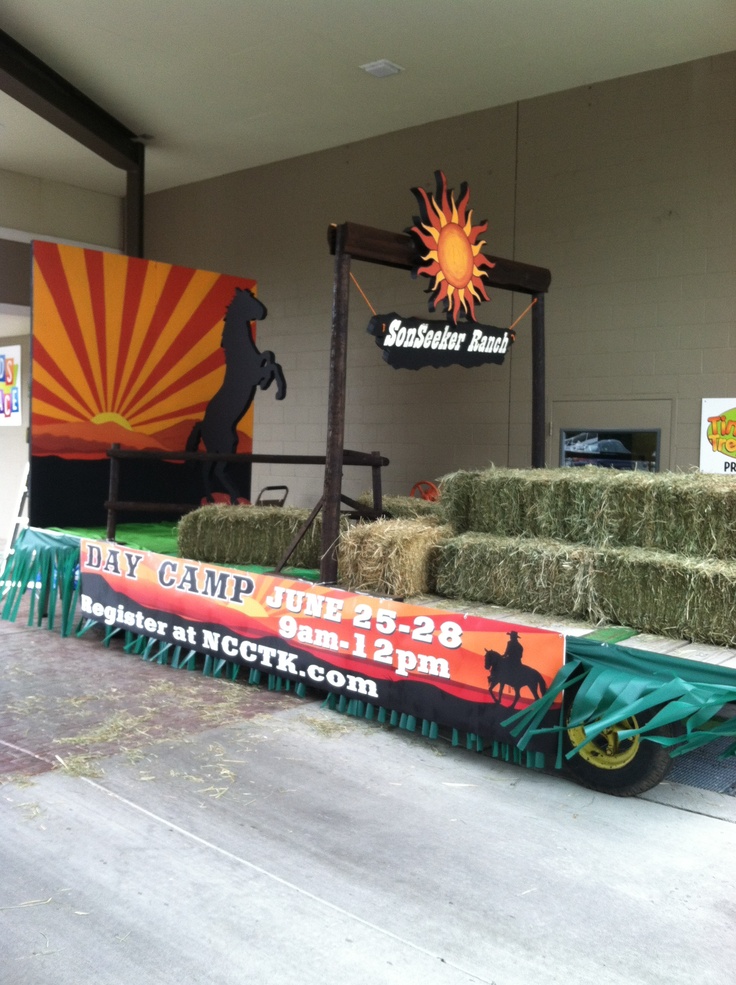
[563,698,676,797]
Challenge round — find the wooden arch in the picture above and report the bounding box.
[320,221,551,584]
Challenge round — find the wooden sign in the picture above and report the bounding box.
[367,312,513,370]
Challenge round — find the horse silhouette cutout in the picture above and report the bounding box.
[186,288,286,502]
[484,647,547,709]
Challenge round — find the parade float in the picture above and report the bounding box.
[3,173,735,797]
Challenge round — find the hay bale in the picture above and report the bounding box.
[434,533,598,619]
[478,468,556,538]
[440,467,565,537]
[593,547,736,647]
[438,466,736,558]
[338,519,453,598]
[543,468,649,546]
[558,469,736,557]
[434,532,736,647]
[436,470,482,530]
[178,505,326,568]
[642,472,736,558]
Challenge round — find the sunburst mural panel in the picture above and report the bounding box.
[31,242,257,460]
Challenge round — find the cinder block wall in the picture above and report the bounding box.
[144,53,735,508]
[0,169,122,252]
[516,54,736,471]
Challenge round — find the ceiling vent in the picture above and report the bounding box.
[360,59,403,78]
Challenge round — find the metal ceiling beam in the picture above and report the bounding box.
[0,28,144,256]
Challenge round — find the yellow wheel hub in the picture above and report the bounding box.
[568,718,641,771]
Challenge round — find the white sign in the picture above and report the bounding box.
[700,398,736,474]
[0,345,21,427]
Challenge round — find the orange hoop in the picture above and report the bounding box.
[410,480,440,502]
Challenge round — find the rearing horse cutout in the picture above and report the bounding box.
[187,288,286,502]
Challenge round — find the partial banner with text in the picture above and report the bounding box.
[80,540,565,750]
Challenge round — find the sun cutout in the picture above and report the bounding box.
[91,412,133,430]
[410,171,495,325]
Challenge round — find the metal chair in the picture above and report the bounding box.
[255,485,288,507]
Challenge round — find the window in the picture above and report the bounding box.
[560,429,660,471]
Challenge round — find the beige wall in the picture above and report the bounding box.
[139,53,734,507]
[0,168,123,250]
[516,53,736,471]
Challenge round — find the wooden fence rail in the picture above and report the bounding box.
[104,444,389,552]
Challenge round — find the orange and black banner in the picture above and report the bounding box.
[80,540,565,750]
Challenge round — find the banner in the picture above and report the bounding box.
[0,345,22,426]
[700,398,736,474]
[80,540,565,750]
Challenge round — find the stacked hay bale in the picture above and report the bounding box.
[435,533,604,622]
[434,467,736,646]
[440,467,736,555]
[178,472,736,646]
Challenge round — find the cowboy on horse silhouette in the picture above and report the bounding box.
[484,631,547,709]
[187,288,286,503]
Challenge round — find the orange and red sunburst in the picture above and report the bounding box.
[410,171,495,324]
[31,242,257,459]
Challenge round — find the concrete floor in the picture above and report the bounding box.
[2,614,736,985]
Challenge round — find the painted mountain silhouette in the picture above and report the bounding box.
[33,419,253,459]
[33,421,170,459]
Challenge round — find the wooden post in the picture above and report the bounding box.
[274,496,325,574]
[371,451,383,515]
[106,444,121,540]
[124,146,145,259]
[531,292,546,469]
[320,225,351,583]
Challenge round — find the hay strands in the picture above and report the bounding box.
[0,898,54,911]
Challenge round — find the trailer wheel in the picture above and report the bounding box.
[563,703,676,797]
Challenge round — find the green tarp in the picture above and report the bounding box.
[505,636,736,762]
